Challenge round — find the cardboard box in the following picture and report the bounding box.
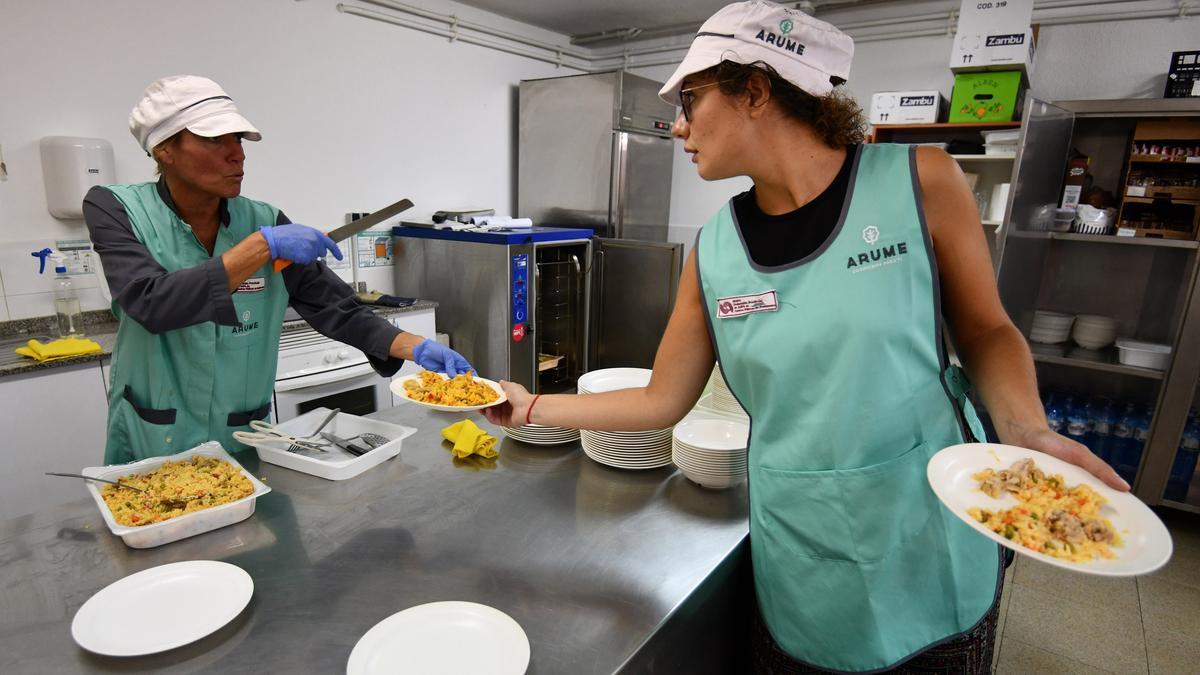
[950,0,1036,75]
[869,91,946,125]
[949,72,1025,123]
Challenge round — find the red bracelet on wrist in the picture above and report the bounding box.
[526,394,542,426]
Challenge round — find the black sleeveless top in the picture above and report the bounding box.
[732,145,857,267]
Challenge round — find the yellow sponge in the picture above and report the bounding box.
[15,337,102,362]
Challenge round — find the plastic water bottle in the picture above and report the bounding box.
[1088,397,1115,464]
[1112,402,1137,483]
[1065,395,1090,447]
[1045,391,1065,434]
[52,254,84,338]
[1118,404,1151,485]
[1166,410,1200,502]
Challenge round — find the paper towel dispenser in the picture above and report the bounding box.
[40,136,115,219]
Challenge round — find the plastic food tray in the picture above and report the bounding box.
[81,442,271,549]
[248,408,415,481]
[1115,339,1172,370]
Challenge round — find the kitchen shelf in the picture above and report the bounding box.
[951,154,1015,161]
[872,122,1021,132]
[1159,498,1200,515]
[1007,230,1200,249]
[1028,344,1166,380]
[1123,196,1200,206]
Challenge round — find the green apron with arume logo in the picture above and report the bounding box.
[697,144,1000,672]
[101,183,288,464]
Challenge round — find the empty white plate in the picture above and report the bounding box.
[577,367,652,394]
[72,560,253,656]
[348,601,530,675]
[674,418,749,451]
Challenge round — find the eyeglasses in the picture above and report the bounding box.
[679,80,736,123]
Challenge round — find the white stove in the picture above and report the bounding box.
[271,324,393,424]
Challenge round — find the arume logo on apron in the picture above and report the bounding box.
[716,290,779,319]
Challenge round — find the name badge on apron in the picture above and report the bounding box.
[235,276,266,293]
[716,290,779,319]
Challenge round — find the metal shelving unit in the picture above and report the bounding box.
[996,97,1200,508]
[871,121,1021,269]
[1007,230,1200,249]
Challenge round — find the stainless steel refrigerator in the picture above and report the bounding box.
[519,71,682,371]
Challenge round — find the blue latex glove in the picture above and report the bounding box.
[412,339,473,377]
[259,224,343,264]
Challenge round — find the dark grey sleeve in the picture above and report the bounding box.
[278,213,407,378]
[84,186,239,331]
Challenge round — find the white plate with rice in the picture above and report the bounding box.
[927,443,1172,576]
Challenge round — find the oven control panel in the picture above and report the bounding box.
[511,254,528,331]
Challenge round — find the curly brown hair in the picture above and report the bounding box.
[696,60,866,148]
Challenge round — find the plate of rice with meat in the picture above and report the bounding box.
[927,443,1172,576]
[390,370,506,412]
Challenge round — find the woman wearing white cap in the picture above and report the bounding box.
[84,75,471,465]
[486,1,1128,672]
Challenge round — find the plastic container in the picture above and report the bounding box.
[980,129,1021,145]
[81,442,270,549]
[1115,339,1172,370]
[247,408,414,480]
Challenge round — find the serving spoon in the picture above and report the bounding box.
[45,472,199,509]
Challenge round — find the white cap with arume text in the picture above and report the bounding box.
[658,0,854,106]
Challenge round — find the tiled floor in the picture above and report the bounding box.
[992,509,1200,674]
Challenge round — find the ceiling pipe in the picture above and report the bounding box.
[337,5,591,71]
[340,0,1192,73]
[356,0,592,61]
[571,27,643,46]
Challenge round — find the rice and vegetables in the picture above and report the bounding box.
[968,458,1121,562]
[100,455,254,527]
[403,370,499,407]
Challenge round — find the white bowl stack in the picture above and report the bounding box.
[672,417,748,489]
[1071,314,1118,350]
[708,368,748,418]
[502,423,580,445]
[1029,310,1075,344]
[577,368,673,469]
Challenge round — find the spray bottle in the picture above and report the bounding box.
[31,247,84,338]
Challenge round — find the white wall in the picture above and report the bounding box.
[0,0,580,320]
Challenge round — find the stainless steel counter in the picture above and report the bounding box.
[0,404,749,673]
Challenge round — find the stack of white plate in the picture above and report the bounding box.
[672,417,748,489]
[1071,314,1118,349]
[502,424,580,446]
[580,428,673,469]
[1029,310,1074,344]
[577,368,673,469]
[709,368,748,417]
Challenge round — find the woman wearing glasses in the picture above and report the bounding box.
[486,1,1127,672]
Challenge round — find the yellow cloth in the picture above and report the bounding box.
[15,337,102,363]
[441,419,498,459]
